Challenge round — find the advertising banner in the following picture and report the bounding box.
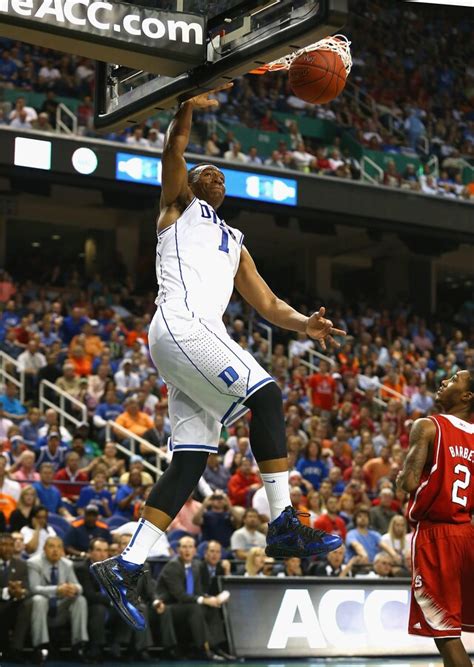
[221,577,474,658]
[0,129,298,207]
[0,1,206,73]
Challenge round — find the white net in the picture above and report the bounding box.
[253,34,352,75]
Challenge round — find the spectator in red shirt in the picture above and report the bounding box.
[314,495,347,540]
[350,406,375,433]
[54,450,89,502]
[343,451,371,487]
[307,360,337,414]
[228,458,262,507]
[330,431,353,472]
[259,109,279,132]
[314,147,331,173]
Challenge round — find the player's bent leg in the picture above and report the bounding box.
[434,637,472,667]
[91,450,209,631]
[244,382,342,558]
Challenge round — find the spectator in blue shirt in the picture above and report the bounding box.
[345,507,398,563]
[202,454,230,492]
[409,383,435,416]
[296,440,328,490]
[0,300,20,329]
[19,407,44,448]
[114,469,147,520]
[192,490,238,548]
[93,388,123,430]
[0,328,22,358]
[0,382,27,422]
[0,50,18,85]
[63,505,112,557]
[33,462,73,520]
[36,430,69,471]
[77,469,113,517]
[60,306,88,344]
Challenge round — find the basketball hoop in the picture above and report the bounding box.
[249,34,352,75]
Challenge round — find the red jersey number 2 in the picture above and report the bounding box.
[452,464,471,507]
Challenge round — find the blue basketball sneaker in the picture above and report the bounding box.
[265,506,342,558]
[90,556,145,631]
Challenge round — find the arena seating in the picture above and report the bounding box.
[0,0,472,200]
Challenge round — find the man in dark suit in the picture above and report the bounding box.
[156,536,224,661]
[112,534,177,661]
[199,540,235,660]
[0,532,31,660]
[74,537,129,662]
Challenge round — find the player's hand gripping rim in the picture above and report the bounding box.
[306,306,346,351]
[186,82,234,110]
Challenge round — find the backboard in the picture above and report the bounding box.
[94,0,348,130]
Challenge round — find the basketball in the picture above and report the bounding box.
[288,48,347,104]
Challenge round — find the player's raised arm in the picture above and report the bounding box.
[160,84,233,210]
[235,246,346,350]
[396,418,436,492]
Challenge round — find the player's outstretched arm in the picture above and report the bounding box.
[160,83,233,209]
[396,418,436,493]
[235,246,345,349]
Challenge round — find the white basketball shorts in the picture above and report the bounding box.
[148,305,274,454]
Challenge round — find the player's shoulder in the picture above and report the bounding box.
[411,416,437,437]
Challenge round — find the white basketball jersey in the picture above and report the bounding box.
[155,197,244,322]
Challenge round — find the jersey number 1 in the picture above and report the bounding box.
[451,463,470,507]
[200,202,229,254]
[218,229,229,254]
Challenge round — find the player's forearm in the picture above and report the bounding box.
[261,297,308,333]
[396,470,419,493]
[165,101,194,154]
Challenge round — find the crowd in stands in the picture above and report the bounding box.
[0,0,473,201]
[0,262,473,661]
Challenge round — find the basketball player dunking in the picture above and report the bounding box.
[397,370,474,667]
[92,84,345,630]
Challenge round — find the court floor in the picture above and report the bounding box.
[0,660,453,666]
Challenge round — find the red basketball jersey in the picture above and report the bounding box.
[407,414,474,525]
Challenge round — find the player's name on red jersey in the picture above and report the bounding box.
[448,445,474,462]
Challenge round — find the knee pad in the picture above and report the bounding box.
[245,381,283,415]
[244,382,286,462]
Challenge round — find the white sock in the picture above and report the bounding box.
[120,519,164,565]
[260,471,291,521]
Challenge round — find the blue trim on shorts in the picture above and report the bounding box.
[172,443,218,453]
[221,376,275,425]
[226,404,249,424]
[160,307,228,396]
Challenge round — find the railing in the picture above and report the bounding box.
[361,155,384,184]
[308,348,335,368]
[56,102,78,135]
[426,154,439,180]
[459,157,474,183]
[356,374,408,406]
[105,420,168,477]
[377,382,408,405]
[291,348,336,375]
[39,379,87,429]
[0,351,25,403]
[248,317,273,366]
